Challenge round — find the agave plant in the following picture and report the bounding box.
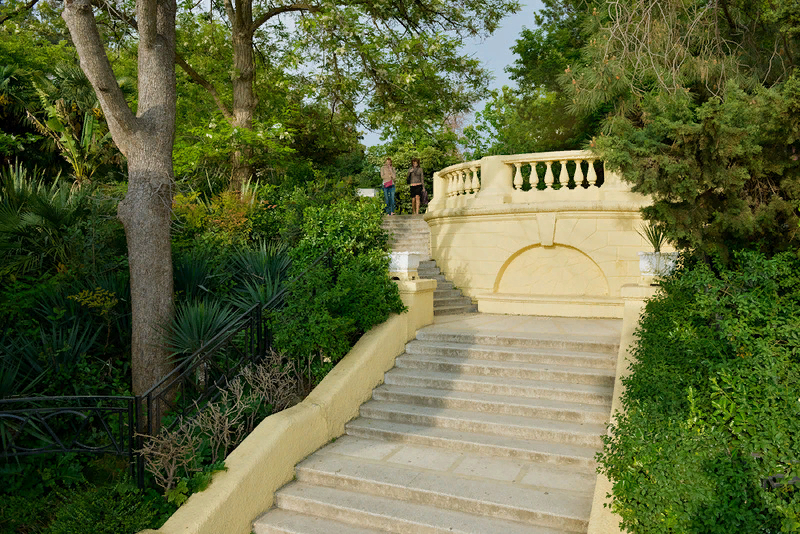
[161,299,241,361]
[228,276,285,312]
[174,249,217,302]
[637,222,668,253]
[0,328,46,398]
[230,241,291,285]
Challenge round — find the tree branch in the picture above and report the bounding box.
[175,55,234,120]
[93,0,233,120]
[222,0,236,28]
[251,3,319,33]
[0,0,41,26]
[62,0,137,152]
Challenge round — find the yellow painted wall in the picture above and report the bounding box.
[425,153,655,318]
[139,279,436,534]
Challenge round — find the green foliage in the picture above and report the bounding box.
[566,0,800,259]
[162,299,241,360]
[46,483,157,534]
[636,222,668,253]
[171,190,254,253]
[273,196,404,383]
[600,250,800,532]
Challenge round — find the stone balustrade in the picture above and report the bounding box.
[424,150,654,319]
[428,150,632,213]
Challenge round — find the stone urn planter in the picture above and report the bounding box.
[388,251,420,280]
[638,251,679,277]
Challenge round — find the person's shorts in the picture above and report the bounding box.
[410,184,423,197]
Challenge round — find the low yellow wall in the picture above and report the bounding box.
[140,278,436,534]
[587,284,658,534]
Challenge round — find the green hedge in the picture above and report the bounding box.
[600,250,800,533]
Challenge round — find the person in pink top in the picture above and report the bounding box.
[380,157,396,215]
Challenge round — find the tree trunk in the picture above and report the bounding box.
[118,152,175,396]
[63,0,177,397]
[230,17,257,191]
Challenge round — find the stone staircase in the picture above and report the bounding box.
[253,316,620,534]
[383,214,431,260]
[383,215,476,316]
[418,259,477,316]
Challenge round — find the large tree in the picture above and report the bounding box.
[62,0,176,395]
[563,0,800,259]
[101,0,518,188]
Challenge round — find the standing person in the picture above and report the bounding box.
[408,158,424,215]
[381,157,396,215]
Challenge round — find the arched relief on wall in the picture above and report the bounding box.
[493,244,610,296]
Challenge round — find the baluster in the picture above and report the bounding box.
[448,173,457,196]
[587,159,598,186]
[574,159,585,187]
[463,170,473,194]
[470,166,480,193]
[558,160,569,189]
[544,161,555,189]
[458,170,467,194]
[513,162,523,190]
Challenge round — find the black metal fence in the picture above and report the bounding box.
[0,396,137,476]
[1,249,332,488]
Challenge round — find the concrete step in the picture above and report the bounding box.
[432,280,454,290]
[417,266,440,274]
[359,401,606,448]
[433,289,462,299]
[434,304,478,316]
[420,273,448,282]
[345,418,599,469]
[371,384,609,424]
[405,339,616,370]
[383,368,613,406]
[289,453,591,531]
[253,509,384,534]
[272,483,574,534]
[433,296,473,307]
[394,354,615,387]
[415,330,619,356]
[418,260,437,269]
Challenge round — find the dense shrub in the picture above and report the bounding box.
[46,484,157,534]
[600,250,800,533]
[273,196,405,384]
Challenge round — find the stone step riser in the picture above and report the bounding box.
[358,406,604,449]
[371,389,608,425]
[405,344,615,370]
[394,358,615,387]
[433,282,454,290]
[433,290,461,298]
[290,471,588,533]
[383,373,612,406]
[415,332,618,356]
[274,492,444,534]
[434,297,474,307]
[434,306,477,316]
[343,422,597,470]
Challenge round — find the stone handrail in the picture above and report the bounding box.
[429,150,630,212]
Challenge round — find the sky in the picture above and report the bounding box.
[361,0,546,147]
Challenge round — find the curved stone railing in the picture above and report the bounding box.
[423,149,653,320]
[428,150,631,212]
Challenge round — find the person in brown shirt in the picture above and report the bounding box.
[407,158,424,215]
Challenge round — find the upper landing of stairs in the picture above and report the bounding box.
[383,214,431,260]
